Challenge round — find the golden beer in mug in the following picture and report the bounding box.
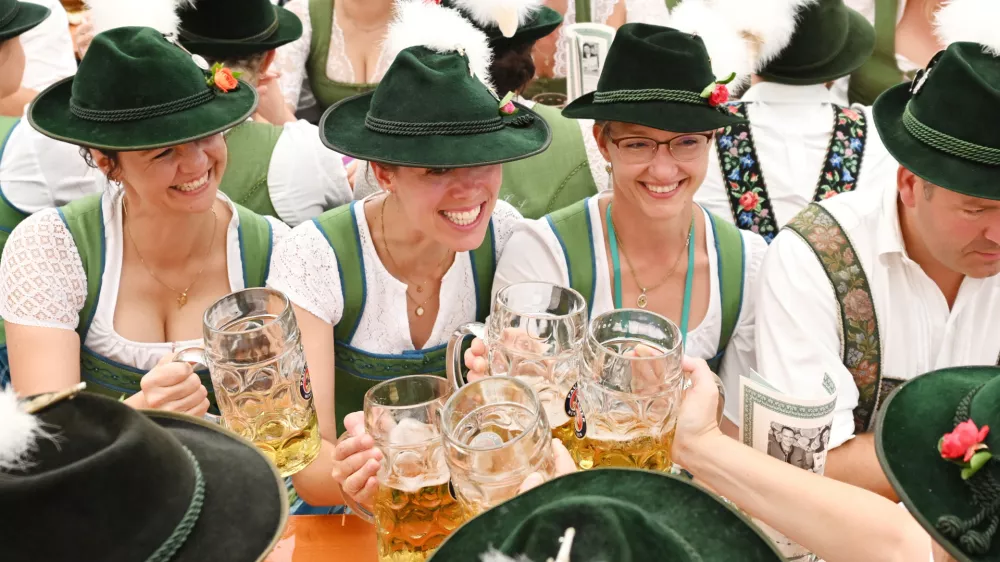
[352,375,463,562]
[177,289,321,477]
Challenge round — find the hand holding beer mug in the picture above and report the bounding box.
[175,288,321,477]
[331,411,382,507]
[355,375,465,562]
[439,376,558,516]
[567,309,726,471]
[448,282,588,445]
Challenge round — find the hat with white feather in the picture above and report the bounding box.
[668,0,817,91]
[0,0,50,43]
[0,386,287,561]
[441,0,563,49]
[872,0,1000,200]
[319,0,551,168]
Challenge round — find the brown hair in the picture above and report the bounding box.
[80,147,123,183]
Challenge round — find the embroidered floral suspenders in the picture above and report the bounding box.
[716,103,868,242]
[785,204,902,434]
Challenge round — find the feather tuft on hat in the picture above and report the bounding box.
[934,0,1000,57]
[85,0,196,37]
[449,0,543,38]
[384,0,495,89]
[0,387,49,472]
[670,0,818,91]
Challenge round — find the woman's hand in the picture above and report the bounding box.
[672,356,726,467]
[254,68,296,126]
[518,439,577,493]
[332,411,383,508]
[133,353,210,416]
[463,337,489,382]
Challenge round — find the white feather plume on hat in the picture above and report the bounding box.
[383,0,495,89]
[0,387,48,472]
[85,0,195,37]
[670,0,818,92]
[449,0,544,38]
[935,0,1000,56]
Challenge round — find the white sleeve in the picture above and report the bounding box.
[492,218,569,302]
[266,221,344,326]
[267,120,352,226]
[717,231,766,423]
[489,200,524,253]
[16,0,77,91]
[754,228,858,448]
[265,216,292,239]
[695,149,736,225]
[0,209,86,330]
[274,0,312,109]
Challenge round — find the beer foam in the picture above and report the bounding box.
[388,417,439,446]
[389,473,451,494]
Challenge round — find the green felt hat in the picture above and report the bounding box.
[177,0,302,59]
[758,0,875,85]
[873,42,1000,200]
[0,0,49,42]
[1,391,287,561]
[429,469,784,562]
[441,0,563,50]
[876,366,1000,561]
[320,46,551,167]
[562,23,746,133]
[28,26,257,151]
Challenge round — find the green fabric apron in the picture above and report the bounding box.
[499,103,598,219]
[0,117,29,257]
[0,195,274,409]
[848,0,905,105]
[545,198,746,373]
[312,201,496,436]
[307,0,378,111]
[219,121,282,219]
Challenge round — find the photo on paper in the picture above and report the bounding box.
[564,23,615,102]
[766,422,832,474]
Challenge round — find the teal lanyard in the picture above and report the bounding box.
[606,202,696,346]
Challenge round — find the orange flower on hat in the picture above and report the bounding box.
[206,62,242,93]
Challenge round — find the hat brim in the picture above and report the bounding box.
[0,1,50,42]
[147,411,289,562]
[429,469,783,561]
[28,76,258,151]
[320,92,552,167]
[179,6,303,59]
[562,92,746,133]
[488,6,563,49]
[873,82,999,200]
[758,9,875,85]
[876,367,1000,562]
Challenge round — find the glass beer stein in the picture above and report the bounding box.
[567,309,725,471]
[446,282,587,444]
[175,288,320,477]
[439,376,556,516]
[356,375,465,562]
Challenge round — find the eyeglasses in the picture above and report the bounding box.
[606,133,713,164]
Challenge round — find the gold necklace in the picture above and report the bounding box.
[379,196,453,317]
[610,209,691,309]
[123,198,218,309]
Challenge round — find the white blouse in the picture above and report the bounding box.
[0,192,290,371]
[267,198,523,352]
[274,0,393,111]
[493,196,768,423]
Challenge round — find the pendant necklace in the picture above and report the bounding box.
[607,202,693,309]
[380,196,453,317]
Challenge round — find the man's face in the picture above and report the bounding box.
[900,168,1000,279]
[779,429,796,448]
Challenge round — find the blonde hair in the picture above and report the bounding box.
[205,52,270,86]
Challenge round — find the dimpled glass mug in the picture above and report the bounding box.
[351,375,466,562]
[565,309,726,471]
[445,282,588,446]
[176,288,321,477]
[438,376,557,517]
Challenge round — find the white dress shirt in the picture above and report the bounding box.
[697,82,899,230]
[494,196,768,423]
[755,183,1000,449]
[16,0,77,91]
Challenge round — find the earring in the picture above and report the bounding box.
[605,163,612,174]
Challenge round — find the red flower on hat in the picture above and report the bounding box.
[941,420,990,462]
[708,84,729,107]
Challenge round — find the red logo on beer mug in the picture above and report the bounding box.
[565,382,587,438]
[299,367,313,401]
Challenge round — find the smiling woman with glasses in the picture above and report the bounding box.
[464,24,770,437]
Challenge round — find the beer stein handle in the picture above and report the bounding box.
[445,322,486,391]
[172,347,220,425]
[339,483,376,523]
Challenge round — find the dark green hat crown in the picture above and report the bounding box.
[320,46,551,167]
[439,0,563,47]
[873,42,1000,199]
[0,0,50,42]
[177,0,303,58]
[562,24,746,133]
[759,0,875,84]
